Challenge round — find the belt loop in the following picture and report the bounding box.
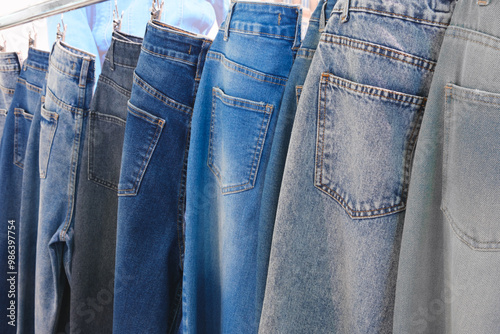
[478,0,490,5]
[224,0,236,42]
[319,0,328,32]
[109,37,115,71]
[79,59,90,89]
[292,7,302,50]
[341,0,350,23]
[196,40,211,81]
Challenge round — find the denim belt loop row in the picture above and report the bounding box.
[292,7,303,49]
[223,0,237,41]
[341,0,350,23]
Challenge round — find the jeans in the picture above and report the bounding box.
[394,1,500,333]
[67,31,142,334]
[35,41,95,334]
[259,0,455,332]
[183,2,301,333]
[256,0,336,320]
[0,52,20,141]
[113,21,211,334]
[0,48,49,334]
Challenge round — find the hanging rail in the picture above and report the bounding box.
[0,0,108,30]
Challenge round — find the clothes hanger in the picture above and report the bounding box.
[113,0,123,31]
[150,0,164,21]
[56,14,67,42]
[28,23,37,48]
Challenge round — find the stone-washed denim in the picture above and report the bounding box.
[113,21,211,334]
[256,0,336,320]
[66,31,142,334]
[259,0,455,332]
[0,52,21,141]
[35,41,95,334]
[0,48,48,334]
[394,1,500,333]
[183,2,301,333]
[15,50,51,334]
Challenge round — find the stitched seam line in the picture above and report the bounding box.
[321,36,435,71]
[0,85,15,94]
[24,63,48,72]
[133,74,192,115]
[222,28,295,40]
[49,59,80,78]
[214,91,269,112]
[46,89,85,114]
[322,73,423,105]
[98,75,132,98]
[332,7,449,26]
[104,57,137,69]
[140,47,196,65]
[207,52,287,86]
[443,206,500,246]
[17,77,43,93]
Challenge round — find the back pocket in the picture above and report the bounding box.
[39,106,58,178]
[117,102,164,196]
[88,111,126,191]
[315,73,425,219]
[14,108,33,169]
[442,84,500,250]
[208,87,273,195]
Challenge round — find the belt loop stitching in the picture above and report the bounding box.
[319,0,328,32]
[341,0,350,23]
[224,0,236,42]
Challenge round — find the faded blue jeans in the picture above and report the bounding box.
[183,2,301,333]
[256,0,336,320]
[67,31,142,334]
[394,1,500,333]
[113,21,211,334]
[35,41,95,334]
[0,48,48,334]
[259,0,455,332]
[0,52,20,140]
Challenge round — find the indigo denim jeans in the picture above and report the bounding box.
[0,52,20,141]
[113,21,211,334]
[259,0,455,332]
[183,1,301,333]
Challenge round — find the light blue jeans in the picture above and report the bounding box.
[259,0,455,332]
[0,48,48,334]
[35,41,95,333]
[0,52,20,141]
[394,1,500,333]
[183,1,301,333]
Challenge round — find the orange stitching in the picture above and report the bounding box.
[141,47,196,65]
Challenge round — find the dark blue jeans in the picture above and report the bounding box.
[0,52,20,141]
[113,21,211,334]
[183,2,301,333]
[0,48,48,334]
[35,41,95,333]
[67,31,142,334]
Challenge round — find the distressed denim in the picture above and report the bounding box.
[35,41,95,334]
[0,52,21,141]
[394,1,500,333]
[183,2,301,333]
[0,48,48,334]
[113,21,211,334]
[256,0,336,319]
[66,31,142,334]
[259,0,455,333]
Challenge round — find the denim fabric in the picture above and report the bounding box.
[113,21,210,334]
[0,52,21,141]
[256,0,336,319]
[16,50,51,334]
[63,31,141,334]
[394,1,500,333]
[35,41,95,334]
[183,2,301,333]
[259,0,455,332]
[0,48,48,334]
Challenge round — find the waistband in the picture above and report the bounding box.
[105,31,142,69]
[49,40,95,83]
[0,52,21,71]
[331,0,456,26]
[141,20,213,67]
[24,47,50,72]
[222,1,301,46]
